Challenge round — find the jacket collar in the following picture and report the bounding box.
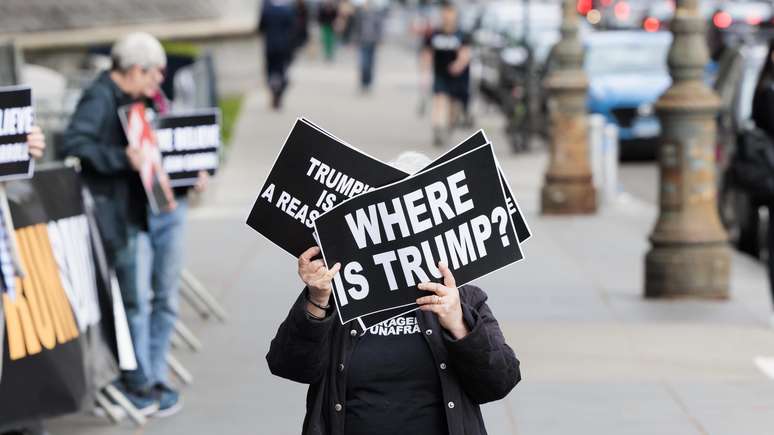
[98,70,134,105]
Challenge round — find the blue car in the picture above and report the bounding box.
[585,31,672,158]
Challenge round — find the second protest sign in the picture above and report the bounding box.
[315,143,522,324]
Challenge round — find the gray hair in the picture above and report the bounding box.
[111,32,166,71]
[390,151,432,175]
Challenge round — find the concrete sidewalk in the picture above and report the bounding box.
[51,42,774,435]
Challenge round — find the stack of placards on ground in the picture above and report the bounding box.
[247,119,530,332]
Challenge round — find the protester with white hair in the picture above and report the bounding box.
[59,32,168,417]
[267,151,521,435]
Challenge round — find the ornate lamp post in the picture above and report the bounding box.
[645,0,730,298]
[541,0,597,215]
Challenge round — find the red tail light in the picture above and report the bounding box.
[644,17,660,32]
[577,0,592,15]
[746,15,762,26]
[713,11,733,29]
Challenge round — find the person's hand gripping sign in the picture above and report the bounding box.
[417,261,469,340]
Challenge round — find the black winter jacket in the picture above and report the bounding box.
[266,285,521,435]
[59,71,147,255]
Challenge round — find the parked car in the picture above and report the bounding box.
[584,30,672,159]
[641,0,771,60]
[596,0,653,30]
[640,0,720,32]
[714,42,770,258]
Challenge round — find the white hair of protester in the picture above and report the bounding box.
[390,151,432,175]
[111,32,167,71]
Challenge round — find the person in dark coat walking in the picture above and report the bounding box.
[259,0,297,110]
[292,0,310,57]
[267,153,521,435]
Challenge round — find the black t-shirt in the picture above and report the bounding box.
[424,30,471,79]
[345,313,447,435]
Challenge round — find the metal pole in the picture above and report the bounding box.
[645,0,730,298]
[540,0,597,214]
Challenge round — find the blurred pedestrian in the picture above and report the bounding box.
[421,1,472,147]
[353,0,385,92]
[318,0,339,62]
[59,32,167,416]
[259,0,297,110]
[292,0,310,59]
[749,39,774,327]
[266,151,521,435]
[336,0,356,45]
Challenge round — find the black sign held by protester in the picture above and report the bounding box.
[155,109,221,187]
[246,119,408,258]
[420,131,531,243]
[356,131,531,331]
[315,144,523,324]
[0,86,34,181]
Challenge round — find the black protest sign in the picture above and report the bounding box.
[246,119,408,258]
[0,167,91,424]
[315,144,523,324]
[0,86,34,181]
[420,131,531,243]
[356,131,531,331]
[155,109,221,187]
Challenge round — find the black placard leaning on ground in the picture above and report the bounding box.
[315,143,523,324]
[0,86,34,181]
[246,118,409,258]
[155,109,221,187]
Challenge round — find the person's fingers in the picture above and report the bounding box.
[28,144,43,158]
[419,303,440,314]
[299,246,320,265]
[308,259,326,273]
[416,295,436,305]
[416,295,445,306]
[417,282,448,296]
[438,261,456,288]
[27,132,44,142]
[324,262,342,280]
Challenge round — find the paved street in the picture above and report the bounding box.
[51,40,774,435]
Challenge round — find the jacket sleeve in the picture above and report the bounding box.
[266,288,334,384]
[58,87,131,175]
[443,285,521,404]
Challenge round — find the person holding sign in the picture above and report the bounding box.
[267,153,521,435]
[59,32,167,417]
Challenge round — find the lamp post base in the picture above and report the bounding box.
[541,177,597,215]
[644,243,731,299]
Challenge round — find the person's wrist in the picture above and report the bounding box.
[305,302,328,320]
[445,313,469,340]
[307,287,331,308]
